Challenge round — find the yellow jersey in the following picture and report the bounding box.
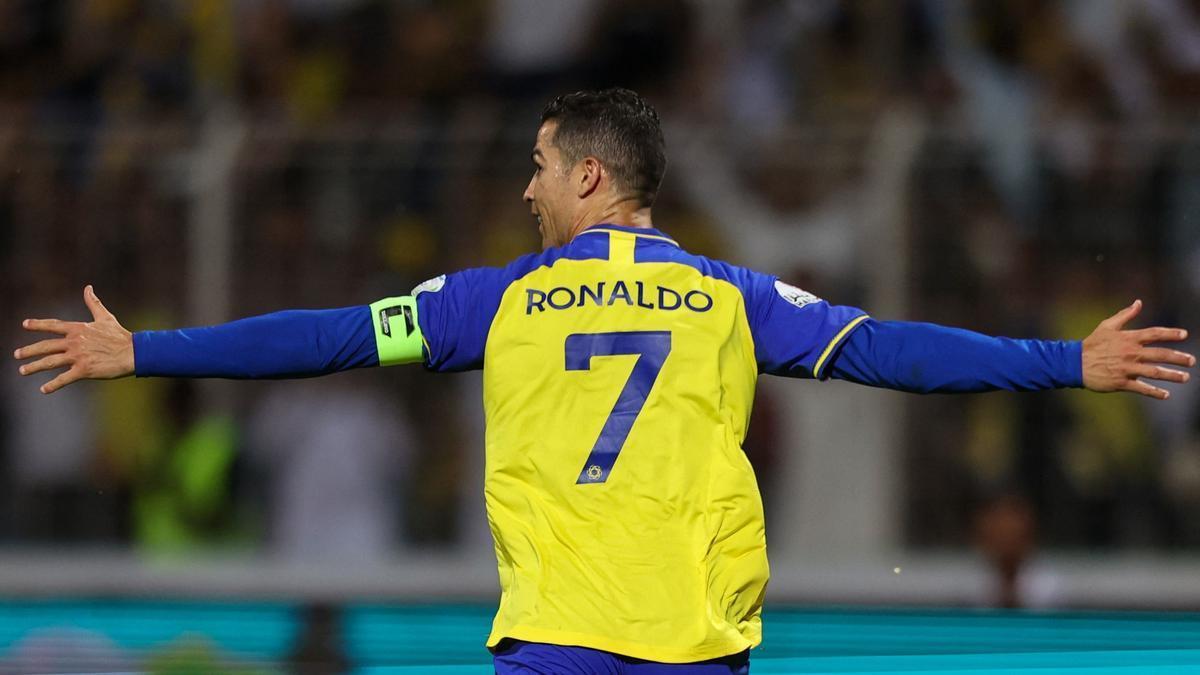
[413,224,867,663]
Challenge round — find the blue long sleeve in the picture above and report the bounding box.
[828,318,1082,393]
[133,306,378,379]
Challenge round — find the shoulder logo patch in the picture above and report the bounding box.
[774,280,820,309]
[412,274,446,296]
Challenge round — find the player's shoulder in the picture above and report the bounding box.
[640,244,776,298]
[639,244,832,329]
[443,238,610,291]
[414,253,547,301]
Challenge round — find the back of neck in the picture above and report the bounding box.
[573,204,654,239]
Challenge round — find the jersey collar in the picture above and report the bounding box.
[577,223,679,247]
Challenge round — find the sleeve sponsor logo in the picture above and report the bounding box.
[412,274,446,296]
[774,280,820,309]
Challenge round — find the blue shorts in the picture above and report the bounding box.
[492,640,750,675]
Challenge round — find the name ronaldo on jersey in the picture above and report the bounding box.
[525,280,714,315]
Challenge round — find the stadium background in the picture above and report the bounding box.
[3,0,1200,671]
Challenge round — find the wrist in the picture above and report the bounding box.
[121,328,135,378]
[131,330,151,377]
[1067,339,1085,388]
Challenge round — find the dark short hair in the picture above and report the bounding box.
[540,88,667,207]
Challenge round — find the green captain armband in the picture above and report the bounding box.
[369,296,425,366]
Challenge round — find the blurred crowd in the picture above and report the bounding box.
[3,0,1200,576]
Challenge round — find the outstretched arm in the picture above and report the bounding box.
[829,300,1193,400]
[13,286,423,393]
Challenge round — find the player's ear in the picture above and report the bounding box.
[576,157,602,199]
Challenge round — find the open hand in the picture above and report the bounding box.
[13,285,134,394]
[1082,300,1195,400]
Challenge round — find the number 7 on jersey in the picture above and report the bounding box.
[565,331,672,484]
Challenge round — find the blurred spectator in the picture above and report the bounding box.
[484,0,597,97]
[247,378,413,562]
[2,0,1200,564]
[288,603,349,675]
[1047,262,1159,547]
[971,493,1062,609]
[581,0,696,95]
[4,292,110,542]
[132,380,243,553]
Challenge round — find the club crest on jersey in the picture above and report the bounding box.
[774,280,820,309]
[413,275,446,296]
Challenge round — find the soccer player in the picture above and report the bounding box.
[13,89,1195,674]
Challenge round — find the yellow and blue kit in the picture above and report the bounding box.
[133,223,1083,664]
[414,224,863,661]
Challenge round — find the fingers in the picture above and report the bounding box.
[1124,378,1171,400]
[17,351,83,394]
[1129,363,1190,384]
[1102,299,1142,330]
[1131,326,1189,344]
[1139,347,1197,368]
[13,338,67,361]
[18,353,71,377]
[40,366,83,395]
[83,284,110,321]
[1119,360,1191,400]
[21,318,76,335]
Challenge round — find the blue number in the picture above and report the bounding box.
[565,331,672,484]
